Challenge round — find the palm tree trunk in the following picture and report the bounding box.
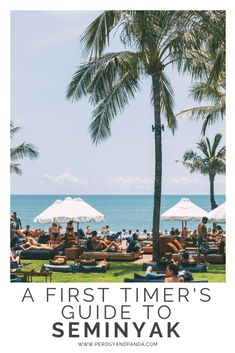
[209,174,217,210]
[151,72,162,262]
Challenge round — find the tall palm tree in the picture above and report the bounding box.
[10,121,39,175]
[182,133,225,210]
[66,11,211,260]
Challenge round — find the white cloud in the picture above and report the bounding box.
[42,173,85,185]
[108,176,154,191]
[170,176,198,184]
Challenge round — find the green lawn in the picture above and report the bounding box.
[18,260,226,283]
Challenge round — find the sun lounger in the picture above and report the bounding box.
[172,253,224,264]
[142,262,208,273]
[125,273,208,282]
[40,264,107,273]
[142,246,153,254]
[80,251,143,261]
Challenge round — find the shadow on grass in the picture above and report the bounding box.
[112,265,143,277]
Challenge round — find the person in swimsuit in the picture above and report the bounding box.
[91,231,121,252]
[49,223,61,241]
[64,221,77,245]
[165,264,184,283]
[23,225,32,237]
[20,243,54,251]
[197,217,209,265]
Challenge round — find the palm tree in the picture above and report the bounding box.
[196,11,225,85]
[181,11,225,85]
[177,11,225,134]
[182,133,225,210]
[177,67,225,135]
[177,51,225,135]
[10,121,39,175]
[66,11,214,260]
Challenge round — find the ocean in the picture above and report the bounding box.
[10,194,225,233]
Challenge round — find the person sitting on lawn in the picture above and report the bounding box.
[165,263,184,283]
[145,266,157,278]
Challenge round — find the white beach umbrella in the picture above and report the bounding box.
[34,197,104,225]
[33,199,62,224]
[208,202,226,223]
[53,197,105,223]
[160,197,209,221]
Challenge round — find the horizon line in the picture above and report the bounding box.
[11,193,226,196]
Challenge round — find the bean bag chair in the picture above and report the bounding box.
[20,250,59,260]
[142,262,207,273]
[40,264,107,273]
[124,278,208,283]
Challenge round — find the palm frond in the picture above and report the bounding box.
[10,143,39,161]
[10,121,21,138]
[190,82,225,103]
[208,48,225,84]
[197,139,210,158]
[182,150,207,174]
[159,71,177,132]
[81,11,120,58]
[10,163,23,175]
[211,133,223,156]
[89,68,141,144]
[66,51,142,103]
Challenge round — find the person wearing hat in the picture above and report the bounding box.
[197,217,210,266]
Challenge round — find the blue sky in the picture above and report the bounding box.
[10,11,225,195]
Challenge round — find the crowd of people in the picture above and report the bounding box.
[10,213,144,255]
[10,212,226,266]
